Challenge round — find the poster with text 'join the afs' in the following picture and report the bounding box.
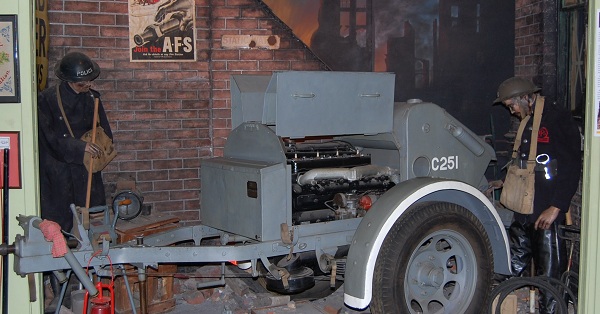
[128,0,196,62]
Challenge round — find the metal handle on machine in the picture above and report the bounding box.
[291,93,315,98]
[359,93,381,97]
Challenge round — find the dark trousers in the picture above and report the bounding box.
[509,220,567,314]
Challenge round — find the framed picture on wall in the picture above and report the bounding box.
[0,15,20,103]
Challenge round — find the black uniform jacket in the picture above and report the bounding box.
[514,101,582,224]
[38,81,113,231]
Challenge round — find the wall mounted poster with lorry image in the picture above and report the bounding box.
[129,0,196,61]
[0,15,20,103]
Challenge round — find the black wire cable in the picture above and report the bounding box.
[487,276,577,314]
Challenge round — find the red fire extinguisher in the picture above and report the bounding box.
[83,281,115,314]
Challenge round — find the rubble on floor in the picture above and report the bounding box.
[166,264,368,314]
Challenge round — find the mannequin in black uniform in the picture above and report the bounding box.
[37,52,113,313]
[493,77,581,313]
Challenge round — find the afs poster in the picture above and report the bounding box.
[128,0,196,62]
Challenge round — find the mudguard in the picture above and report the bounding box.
[343,177,511,309]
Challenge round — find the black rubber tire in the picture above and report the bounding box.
[371,202,494,314]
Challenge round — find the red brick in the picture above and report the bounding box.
[240,49,274,60]
[225,19,258,29]
[258,60,290,71]
[100,26,129,38]
[82,13,115,25]
[50,36,82,47]
[170,190,199,200]
[182,138,212,148]
[51,12,82,24]
[154,200,185,211]
[119,160,153,171]
[167,110,200,119]
[115,140,152,150]
[153,140,183,149]
[168,129,199,139]
[212,50,240,60]
[226,0,254,5]
[227,60,258,70]
[133,71,167,80]
[65,25,99,36]
[183,158,201,168]
[167,90,199,100]
[143,191,171,203]
[182,119,209,129]
[241,7,268,18]
[169,169,199,180]
[135,91,168,101]
[155,179,184,191]
[136,149,169,160]
[153,159,184,170]
[170,149,200,159]
[138,170,169,181]
[82,37,116,48]
[152,119,183,129]
[213,7,241,18]
[151,101,182,111]
[100,2,128,14]
[64,1,100,12]
[184,179,202,189]
[150,81,183,91]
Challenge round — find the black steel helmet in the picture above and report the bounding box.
[493,77,540,104]
[54,52,101,82]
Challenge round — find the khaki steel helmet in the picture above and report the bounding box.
[54,52,101,82]
[493,77,540,104]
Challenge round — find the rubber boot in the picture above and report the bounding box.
[508,220,533,276]
[535,223,567,314]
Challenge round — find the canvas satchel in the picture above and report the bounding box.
[499,97,544,214]
[80,125,117,173]
[56,85,117,173]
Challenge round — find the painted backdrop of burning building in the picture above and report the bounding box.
[263,0,514,137]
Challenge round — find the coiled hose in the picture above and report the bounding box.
[487,276,578,314]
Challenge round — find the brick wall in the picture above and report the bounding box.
[46,0,326,224]
[515,0,582,270]
[514,0,558,100]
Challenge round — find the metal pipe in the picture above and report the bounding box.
[138,267,148,314]
[121,268,138,314]
[297,165,398,185]
[64,251,98,297]
[445,124,485,156]
[52,270,68,284]
[196,262,226,289]
[53,270,72,314]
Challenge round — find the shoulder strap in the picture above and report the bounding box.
[510,96,545,164]
[527,96,545,162]
[56,85,101,137]
[56,84,75,138]
[511,116,530,159]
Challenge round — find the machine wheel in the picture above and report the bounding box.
[371,202,493,314]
